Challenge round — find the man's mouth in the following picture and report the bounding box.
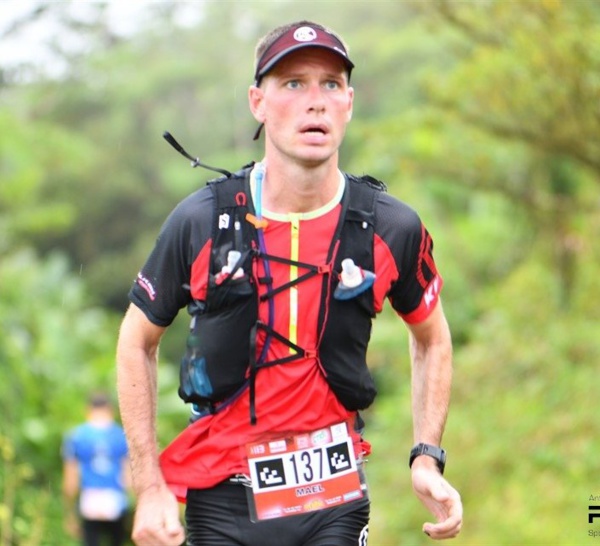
[300,124,328,135]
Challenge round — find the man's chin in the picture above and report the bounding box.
[293,149,337,169]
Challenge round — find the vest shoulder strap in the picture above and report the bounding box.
[206,166,257,278]
[341,173,386,230]
[316,173,385,328]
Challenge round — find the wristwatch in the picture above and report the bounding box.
[409,443,446,474]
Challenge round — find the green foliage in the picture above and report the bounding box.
[0,249,120,544]
[0,109,87,252]
[367,252,600,545]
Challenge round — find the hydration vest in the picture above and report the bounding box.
[178,165,386,424]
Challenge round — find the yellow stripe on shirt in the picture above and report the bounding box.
[289,214,300,352]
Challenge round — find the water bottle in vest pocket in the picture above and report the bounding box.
[178,274,258,406]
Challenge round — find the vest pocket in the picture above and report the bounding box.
[319,291,377,410]
[179,289,257,405]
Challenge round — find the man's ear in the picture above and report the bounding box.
[346,86,354,123]
[248,85,266,123]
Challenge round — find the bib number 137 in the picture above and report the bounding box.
[246,424,364,521]
[290,448,324,483]
[251,439,355,491]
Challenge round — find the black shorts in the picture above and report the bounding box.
[81,514,129,546]
[185,481,370,546]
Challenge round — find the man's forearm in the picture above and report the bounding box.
[63,490,78,517]
[116,308,165,495]
[409,305,453,446]
[117,349,161,493]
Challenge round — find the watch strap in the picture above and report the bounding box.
[409,443,446,474]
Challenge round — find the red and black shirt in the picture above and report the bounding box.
[129,168,442,499]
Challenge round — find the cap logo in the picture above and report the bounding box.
[293,26,318,43]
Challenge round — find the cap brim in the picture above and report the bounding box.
[256,43,354,83]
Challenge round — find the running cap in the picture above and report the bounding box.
[254,23,354,86]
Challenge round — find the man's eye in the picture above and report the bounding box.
[286,80,301,89]
[324,81,340,90]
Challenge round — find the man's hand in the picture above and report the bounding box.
[411,459,462,540]
[131,484,186,546]
[64,511,80,540]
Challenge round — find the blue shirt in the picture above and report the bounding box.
[63,421,129,507]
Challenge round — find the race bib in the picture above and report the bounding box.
[246,422,364,521]
[79,488,124,521]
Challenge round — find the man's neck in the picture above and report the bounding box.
[260,156,342,214]
[88,408,114,427]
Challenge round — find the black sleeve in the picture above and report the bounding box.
[128,187,214,326]
[375,192,441,317]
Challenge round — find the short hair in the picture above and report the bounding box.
[88,392,112,408]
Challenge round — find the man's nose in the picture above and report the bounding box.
[306,83,326,113]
